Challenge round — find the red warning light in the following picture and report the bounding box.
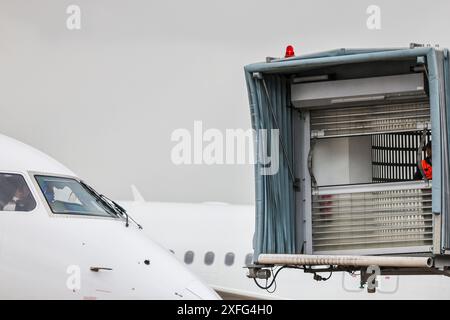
[285,45,295,58]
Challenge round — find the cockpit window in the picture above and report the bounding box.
[0,173,36,212]
[35,175,117,218]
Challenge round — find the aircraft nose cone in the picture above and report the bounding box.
[183,280,222,300]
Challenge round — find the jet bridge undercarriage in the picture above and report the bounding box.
[247,254,450,293]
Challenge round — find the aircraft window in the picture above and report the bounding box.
[245,253,253,266]
[184,251,194,264]
[224,252,235,266]
[0,173,36,212]
[204,251,215,265]
[35,175,117,218]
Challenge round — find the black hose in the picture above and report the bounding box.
[253,265,304,292]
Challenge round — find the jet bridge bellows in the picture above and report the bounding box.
[244,47,450,280]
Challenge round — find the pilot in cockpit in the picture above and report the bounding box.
[1,176,36,212]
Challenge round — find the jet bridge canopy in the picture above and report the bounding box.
[244,47,450,272]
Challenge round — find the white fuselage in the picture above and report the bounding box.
[123,201,450,299]
[0,212,215,299]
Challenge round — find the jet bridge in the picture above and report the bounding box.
[244,46,450,290]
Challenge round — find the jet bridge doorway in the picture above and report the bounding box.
[244,47,450,288]
[294,73,434,255]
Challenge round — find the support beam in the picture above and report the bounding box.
[258,254,433,268]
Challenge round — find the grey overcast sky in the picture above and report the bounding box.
[0,0,449,204]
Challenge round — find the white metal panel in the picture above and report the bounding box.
[313,136,372,186]
[291,73,426,108]
[312,138,350,186]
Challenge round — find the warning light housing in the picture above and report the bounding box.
[285,45,295,58]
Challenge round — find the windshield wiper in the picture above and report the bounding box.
[100,194,143,229]
[80,180,142,229]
